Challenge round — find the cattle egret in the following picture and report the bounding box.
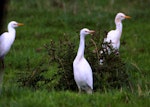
[100,13,131,65]
[73,28,95,94]
[0,21,23,69]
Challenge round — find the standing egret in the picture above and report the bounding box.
[100,12,131,65]
[0,21,23,69]
[104,12,131,50]
[73,28,95,94]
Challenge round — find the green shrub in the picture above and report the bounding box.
[17,32,131,92]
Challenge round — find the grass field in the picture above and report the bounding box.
[0,0,150,107]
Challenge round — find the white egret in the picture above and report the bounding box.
[73,28,95,94]
[100,13,131,65]
[105,12,131,49]
[0,21,23,69]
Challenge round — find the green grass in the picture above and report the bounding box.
[0,87,149,107]
[0,0,150,106]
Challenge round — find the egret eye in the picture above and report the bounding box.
[121,16,124,18]
[13,23,17,26]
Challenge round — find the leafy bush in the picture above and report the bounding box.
[17,32,130,92]
[84,32,129,91]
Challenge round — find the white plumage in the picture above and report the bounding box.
[73,28,95,94]
[104,12,131,50]
[100,13,131,65]
[0,21,23,69]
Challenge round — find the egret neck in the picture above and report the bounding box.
[76,33,85,61]
[7,23,16,46]
[115,19,123,40]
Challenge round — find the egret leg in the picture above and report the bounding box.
[2,59,4,69]
[86,88,93,94]
[0,59,4,94]
[78,87,81,94]
[0,57,5,70]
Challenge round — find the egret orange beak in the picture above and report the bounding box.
[89,30,95,35]
[125,15,131,19]
[17,23,24,26]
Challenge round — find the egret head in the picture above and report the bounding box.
[8,21,24,28]
[115,13,131,23]
[80,28,95,37]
